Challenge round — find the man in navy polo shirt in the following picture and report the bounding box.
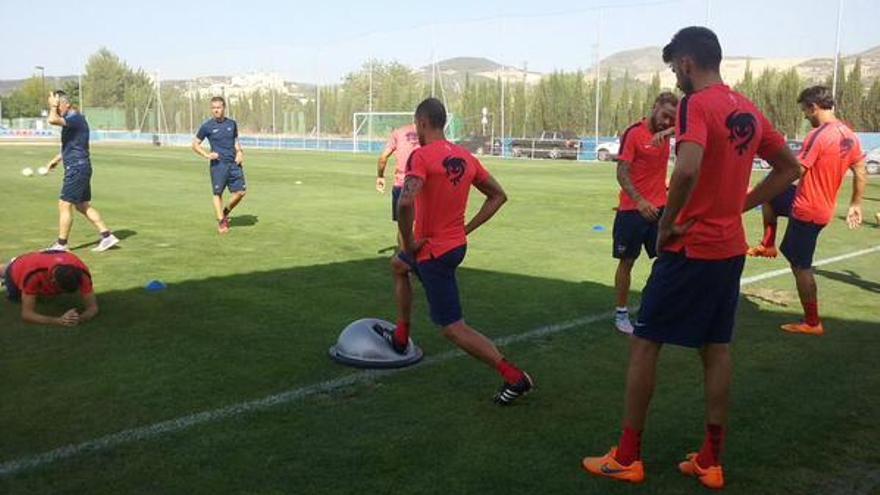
[192,96,246,234]
[44,91,120,252]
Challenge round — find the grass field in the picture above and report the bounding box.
[1,143,878,494]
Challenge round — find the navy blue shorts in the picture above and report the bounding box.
[397,245,467,327]
[3,259,20,302]
[391,186,402,222]
[210,162,247,195]
[612,209,662,260]
[634,252,745,348]
[768,184,796,217]
[780,217,824,269]
[60,166,92,204]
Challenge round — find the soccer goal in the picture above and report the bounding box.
[352,111,455,153]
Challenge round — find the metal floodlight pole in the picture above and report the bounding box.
[35,65,45,95]
[594,10,602,156]
[188,81,194,134]
[832,0,843,98]
[272,87,277,135]
[368,57,373,149]
[705,0,711,26]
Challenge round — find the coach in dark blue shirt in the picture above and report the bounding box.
[44,91,119,253]
[192,96,247,234]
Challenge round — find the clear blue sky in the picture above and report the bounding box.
[1,0,877,82]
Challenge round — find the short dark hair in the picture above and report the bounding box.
[210,96,226,106]
[415,97,446,129]
[797,85,835,110]
[53,265,83,293]
[662,26,722,71]
[654,91,679,107]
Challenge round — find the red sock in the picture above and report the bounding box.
[696,424,725,468]
[393,320,410,348]
[615,427,642,466]
[496,359,525,385]
[803,300,820,326]
[761,222,777,247]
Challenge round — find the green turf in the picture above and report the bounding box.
[0,144,878,494]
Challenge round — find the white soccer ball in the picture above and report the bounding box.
[21,167,34,177]
[37,166,49,176]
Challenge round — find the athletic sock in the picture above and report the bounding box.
[616,306,628,314]
[615,427,642,466]
[761,222,778,247]
[496,358,525,385]
[696,424,725,468]
[57,238,68,246]
[100,230,111,239]
[393,320,410,349]
[803,300,820,326]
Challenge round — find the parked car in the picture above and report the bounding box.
[866,147,880,175]
[596,139,620,161]
[456,134,493,155]
[754,139,803,169]
[509,131,581,160]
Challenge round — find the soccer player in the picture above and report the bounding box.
[1,250,98,327]
[376,123,420,225]
[748,86,866,335]
[44,91,120,252]
[612,92,678,334]
[581,27,801,489]
[192,96,246,234]
[373,97,533,405]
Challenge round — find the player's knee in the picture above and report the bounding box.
[236,190,247,198]
[619,258,636,269]
[440,319,467,339]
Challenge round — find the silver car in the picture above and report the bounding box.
[866,147,880,175]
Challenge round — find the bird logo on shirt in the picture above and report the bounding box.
[442,156,467,186]
[839,137,854,159]
[725,111,757,155]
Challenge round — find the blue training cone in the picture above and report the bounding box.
[145,280,167,293]
[592,225,607,232]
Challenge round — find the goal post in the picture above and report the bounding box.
[352,111,457,153]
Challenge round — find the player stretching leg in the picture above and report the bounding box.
[45,91,119,252]
[376,98,533,405]
[192,96,246,234]
[612,92,678,333]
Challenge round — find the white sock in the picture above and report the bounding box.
[616,306,628,313]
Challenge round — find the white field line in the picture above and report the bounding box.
[1,245,877,477]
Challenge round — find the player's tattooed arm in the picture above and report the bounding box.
[466,175,508,235]
[397,176,424,254]
[618,161,658,221]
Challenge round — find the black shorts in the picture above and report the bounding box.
[780,217,824,269]
[612,209,662,260]
[397,245,467,327]
[391,186,402,222]
[634,252,745,348]
[3,259,20,302]
[768,184,796,217]
[60,166,92,204]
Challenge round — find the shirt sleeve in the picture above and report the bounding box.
[849,136,865,167]
[79,272,94,295]
[196,123,208,140]
[233,121,239,140]
[472,156,490,184]
[405,150,427,181]
[675,95,707,150]
[64,113,83,130]
[798,129,824,170]
[756,111,786,160]
[617,127,639,163]
[384,132,397,155]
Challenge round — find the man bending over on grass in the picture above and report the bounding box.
[45,91,120,253]
[1,251,98,327]
[373,97,534,406]
[192,96,246,234]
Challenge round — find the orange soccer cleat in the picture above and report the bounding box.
[746,244,778,258]
[780,321,824,335]
[581,447,645,484]
[679,452,725,490]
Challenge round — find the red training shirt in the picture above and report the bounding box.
[617,118,670,210]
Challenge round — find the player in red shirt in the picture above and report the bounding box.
[582,27,801,489]
[372,98,533,405]
[748,86,867,335]
[612,92,678,334]
[1,250,99,327]
[377,123,420,224]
